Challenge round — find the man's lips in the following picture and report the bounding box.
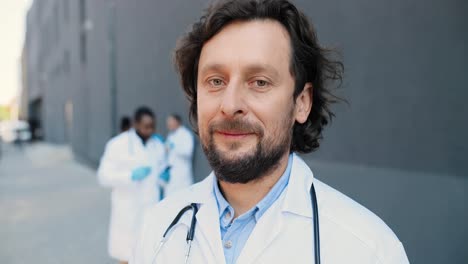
[215,130,255,138]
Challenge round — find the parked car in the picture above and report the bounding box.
[0,120,32,143]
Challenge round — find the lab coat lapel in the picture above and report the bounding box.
[129,130,144,154]
[185,173,226,264]
[281,153,314,218]
[129,129,151,164]
[235,197,284,264]
[236,154,315,264]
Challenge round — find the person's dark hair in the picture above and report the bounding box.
[134,106,155,123]
[174,0,344,153]
[120,116,131,132]
[169,113,182,124]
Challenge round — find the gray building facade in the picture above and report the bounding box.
[23,0,467,263]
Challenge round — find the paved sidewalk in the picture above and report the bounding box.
[0,142,112,264]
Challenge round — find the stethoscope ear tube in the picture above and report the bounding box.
[184,203,199,264]
[186,203,199,241]
[163,205,193,237]
[154,204,199,264]
[310,183,321,264]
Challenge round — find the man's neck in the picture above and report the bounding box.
[218,152,290,218]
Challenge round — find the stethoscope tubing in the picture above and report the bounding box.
[152,203,199,264]
[310,183,321,264]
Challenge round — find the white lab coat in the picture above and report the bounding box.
[165,125,194,196]
[131,153,409,264]
[98,129,166,261]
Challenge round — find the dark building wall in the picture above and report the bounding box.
[68,0,94,163]
[294,0,468,177]
[25,0,80,145]
[24,7,40,102]
[25,0,467,263]
[24,2,45,138]
[85,1,113,163]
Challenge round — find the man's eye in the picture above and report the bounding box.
[256,80,267,87]
[209,79,224,86]
[251,79,269,88]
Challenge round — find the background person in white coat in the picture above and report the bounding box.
[131,1,409,263]
[162,114,194,197]
[98,106,165,264]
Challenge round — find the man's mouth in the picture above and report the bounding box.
[216,130,255,139]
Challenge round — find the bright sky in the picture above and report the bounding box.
[0,0,32,106]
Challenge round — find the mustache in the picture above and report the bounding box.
[209,119,264,136]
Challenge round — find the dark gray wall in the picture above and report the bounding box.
[296,0,468,177]
[24,0,93,160]
[70,0,92,162]
[25,0,467,263]
[85,1,113,163]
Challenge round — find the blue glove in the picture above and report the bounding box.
[131,166,152,181]
[166,140,175,150]
[159,166,171,183]
[152,133,165,143]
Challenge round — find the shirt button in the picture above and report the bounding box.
[224,240,232,249]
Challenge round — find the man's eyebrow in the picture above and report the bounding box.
[199,63,281,78]
[198,63,227,77]
[242,64,280,78]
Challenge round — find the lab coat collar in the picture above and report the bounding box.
[281,153,315,218]
[188,152,316,216]
[129,128,158,147]
[179,153,316,264]
[128,129,143,147]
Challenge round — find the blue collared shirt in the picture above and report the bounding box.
[213,154,293,264]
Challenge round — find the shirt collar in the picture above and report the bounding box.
[255,153,293,221]
[213,154,294,224]
[213,177,232,224]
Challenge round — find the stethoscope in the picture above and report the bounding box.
[152,183,321,264]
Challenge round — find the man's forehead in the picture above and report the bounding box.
[139,115,154,122]
[198,19,292,74]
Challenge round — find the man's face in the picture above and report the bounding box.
[135,115,155,140]
[197,20,311,183]
[166,116,179,132]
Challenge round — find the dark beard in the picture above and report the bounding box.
[202,119,292,184]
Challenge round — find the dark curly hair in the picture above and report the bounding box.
[174,0,343,153]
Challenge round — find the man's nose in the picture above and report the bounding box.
[219,80,247,118]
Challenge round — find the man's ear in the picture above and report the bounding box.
[295,82,313,124]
